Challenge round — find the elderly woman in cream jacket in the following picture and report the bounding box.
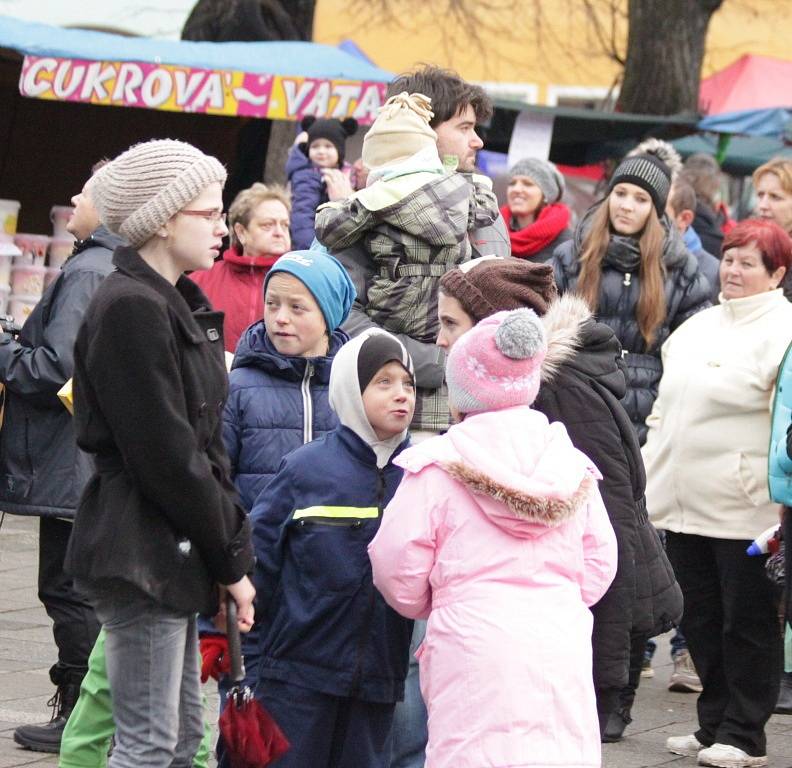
[642,219,792,768]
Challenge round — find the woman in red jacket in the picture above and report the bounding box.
[191,183,291,352]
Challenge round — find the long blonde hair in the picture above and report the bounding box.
[576,199,667,347]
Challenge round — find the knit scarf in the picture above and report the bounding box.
[502,203,571,257]
[603,235,642,273]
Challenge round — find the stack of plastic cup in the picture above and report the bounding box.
[0,200,21,237]
[50,206,74,239]
[47,205,76,288]
[11,233,49,321]
[0,237,19,314]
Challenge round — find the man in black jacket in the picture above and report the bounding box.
[5,164,121,754]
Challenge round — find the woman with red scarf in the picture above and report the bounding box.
[502,158,572,263]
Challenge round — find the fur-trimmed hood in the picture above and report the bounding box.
[395,406,600,538]
[540,293,627,400]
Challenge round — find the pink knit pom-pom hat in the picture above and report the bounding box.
[446,308,547,415]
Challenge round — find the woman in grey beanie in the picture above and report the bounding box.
[65,139,255,768]
[501,157,572,263]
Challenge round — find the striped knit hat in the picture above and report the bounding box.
[608,153,671,216]
[91,140,227,248]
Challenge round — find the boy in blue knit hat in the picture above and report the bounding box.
[248,328,416,767]
[210,247,356,766]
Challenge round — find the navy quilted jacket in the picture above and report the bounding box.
[251,426,413,703]
[222,321,347,512]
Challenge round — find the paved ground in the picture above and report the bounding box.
[1,513,791,768]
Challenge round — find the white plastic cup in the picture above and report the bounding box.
[8,294,38,323]
[0,285,10,315]
[0,200,21,236]
[0,239,20,286]
[11,264,46,297]
[50,206,74,238]
[13,234,50,267]
[48,237,74,269]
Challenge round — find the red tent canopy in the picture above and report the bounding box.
[699,54,792,115]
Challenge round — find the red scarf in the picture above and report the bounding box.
[501,203,571,257]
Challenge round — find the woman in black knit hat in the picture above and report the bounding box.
[552,153,712,445]
[552,152,712,740]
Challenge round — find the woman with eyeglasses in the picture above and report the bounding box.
[64,140,255,768]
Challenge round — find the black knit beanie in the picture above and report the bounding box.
[357,333,414,393]
[608,153,672,216]
[301,116,358,167]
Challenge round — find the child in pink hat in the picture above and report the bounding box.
[369,308,617,768]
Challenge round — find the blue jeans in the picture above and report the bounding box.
[86,581,204,768]
[390,619,427,768]
[646,629,688,661]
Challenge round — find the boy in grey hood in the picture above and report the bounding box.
[329,328,415,467]
[248,327,416,767]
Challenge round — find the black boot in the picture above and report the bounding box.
[602,706,633,743]
[775,671,792,715]
[13,682,80,753]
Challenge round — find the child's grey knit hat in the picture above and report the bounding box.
[91,139,227,248]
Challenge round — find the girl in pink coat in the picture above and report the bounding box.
[368,309,617,768]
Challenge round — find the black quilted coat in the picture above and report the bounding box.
[552,208,712,444]
[534,294,683,727]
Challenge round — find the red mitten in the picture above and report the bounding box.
[200,634,231,683]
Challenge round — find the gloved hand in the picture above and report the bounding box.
[200,634,230,683]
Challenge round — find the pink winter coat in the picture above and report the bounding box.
[369,406,617,768]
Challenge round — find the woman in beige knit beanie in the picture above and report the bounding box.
[66,139,256,768]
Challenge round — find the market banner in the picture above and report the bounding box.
[18,55,386,124]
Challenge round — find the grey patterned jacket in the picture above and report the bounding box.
[315,172,499,344]
[329,187,511,433]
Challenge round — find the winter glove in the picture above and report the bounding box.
[200,634,230,683]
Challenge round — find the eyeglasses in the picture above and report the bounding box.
[177,209,227,224]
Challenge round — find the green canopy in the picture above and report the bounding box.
[673,133,792,175]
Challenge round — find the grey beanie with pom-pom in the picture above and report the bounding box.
[446,308,547,415]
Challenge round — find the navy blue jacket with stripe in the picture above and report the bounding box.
[250,425,413,703]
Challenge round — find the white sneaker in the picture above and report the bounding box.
[697,743,768,767]
[667,733,705,757]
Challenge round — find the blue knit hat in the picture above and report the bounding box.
[265,248,356,332]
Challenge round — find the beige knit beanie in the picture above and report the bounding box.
[362,92,438,172]
[91,139,227,248]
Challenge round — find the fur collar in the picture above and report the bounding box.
[443,461,595,527]
[540,294,591,383]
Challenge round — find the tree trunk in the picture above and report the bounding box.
[182,0,315,42]
[264,121,296,186]
[616,0,723,115]
[182,0,316,191]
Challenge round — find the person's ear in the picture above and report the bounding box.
[233,222,246,247]
[679,209,695,229]
[770,265,786,289]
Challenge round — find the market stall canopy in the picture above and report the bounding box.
[699,54,792,115]
[0,15,393,123]
[673,133,792,176]
[486,100,699,166]
[698,108,791,139]
[696,54,792,140]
